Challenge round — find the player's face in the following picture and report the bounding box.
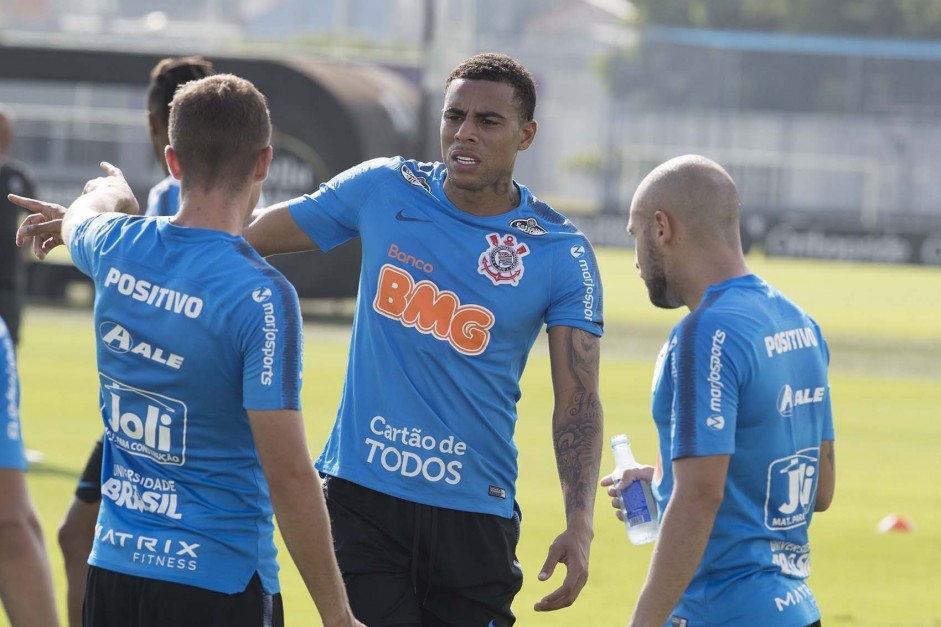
[440,79,536,201]
[629,208,682,310]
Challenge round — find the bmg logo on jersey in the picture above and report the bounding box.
[101,374,187,466]
[373,264,494,356]
[764,448,818,530]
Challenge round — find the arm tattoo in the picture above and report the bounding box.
[553,328,603,514]
[555,420,601,513]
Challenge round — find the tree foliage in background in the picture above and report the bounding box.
[632,0,941,40]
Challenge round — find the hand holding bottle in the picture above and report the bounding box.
[602,466,656,523]
[601,435,660,544]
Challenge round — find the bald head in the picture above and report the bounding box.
[632,154,740,246]
[628,155,749,310]
[0,105,13,157]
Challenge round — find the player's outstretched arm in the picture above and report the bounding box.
[247,409,364,627]
[535,326,603,612]
[61,162,139,244]
[243,203,320,257]
[0,470,60,627]
[12,161,139,255]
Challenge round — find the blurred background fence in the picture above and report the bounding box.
[2,0,941,287]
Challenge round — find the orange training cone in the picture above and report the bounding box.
[876,513,915,534]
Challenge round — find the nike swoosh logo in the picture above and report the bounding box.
[395,209,432,223]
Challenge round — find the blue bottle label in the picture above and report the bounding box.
[621,481,652,526]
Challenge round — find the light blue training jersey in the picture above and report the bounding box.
[650,274,835,626]
[0,317,27,470]
[70,213,303,594]
[145,175,181,217]
[288,157,603,518]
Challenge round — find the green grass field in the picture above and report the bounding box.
[8,248,941,626]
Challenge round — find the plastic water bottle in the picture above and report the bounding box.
[611,434,659,544]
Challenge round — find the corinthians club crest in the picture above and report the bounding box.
[478,233,529,286]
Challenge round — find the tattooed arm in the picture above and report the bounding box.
[534,326,603,612]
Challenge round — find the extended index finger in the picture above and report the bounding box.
[7,193,65,219]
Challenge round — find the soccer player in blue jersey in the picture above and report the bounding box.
[55,55,216,627]
[242,52,605,626]
[15,53,605,626]
[602,155,836,627]
[0,318,59,627]
[13,75,361,627]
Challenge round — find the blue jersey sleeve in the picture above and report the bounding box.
[544,235,604,336]
[0,322,26,470]
[69,213,126,278]
[240,278,304,411]
[286,157,393,252]
[672,310,743,459]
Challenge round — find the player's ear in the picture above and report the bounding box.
[518,119,537,152]
[255,146,273,183]
[653,210,673,244]
[165,145,182,181]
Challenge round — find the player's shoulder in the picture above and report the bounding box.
[76,211,145,242]
[722,275,821,334]
[221,241,300,302]
[687,275,823,353]
[194,245,301,335]
[395,158,441,192]
[345,156,442,190]
[332,156,408,184]
[516,186,581,236]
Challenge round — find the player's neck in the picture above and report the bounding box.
[443,179,521,217]
[171,188,252,236]
[680,251,750,311]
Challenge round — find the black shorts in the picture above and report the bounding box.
[83,566,283,627]
[324,476,523,627]
[75,436,104,503]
